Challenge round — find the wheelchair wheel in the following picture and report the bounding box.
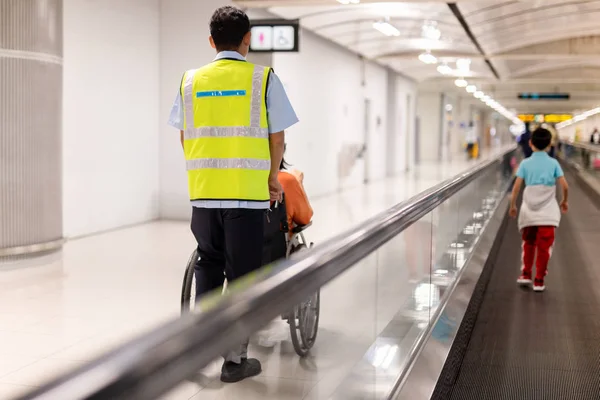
[289,290,320,357]
[180,249,198,314]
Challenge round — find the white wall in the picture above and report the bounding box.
[62,0,160,237]
[268,30,360,196]
[559,118,595,141]
[363,61,389,183]
[271,31,389,196]
[416,93,442,163]
[388,75,417,174]
[157,4,417,218]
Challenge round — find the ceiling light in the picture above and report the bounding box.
[373,21,400,37]
[437,64,452,75]
[337,0,360,4]
[456,58,471,73]
[418,51,437,64]
[474,91,484,98]
[482,95,490,102]
[454,78,468,88]
[422,21,441,41]
[466,85,476,93]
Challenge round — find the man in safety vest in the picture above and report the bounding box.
[168,6,298,382]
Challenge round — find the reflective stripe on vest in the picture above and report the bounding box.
[182,61,271,201]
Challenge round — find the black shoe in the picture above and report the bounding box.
[220,358,262,383]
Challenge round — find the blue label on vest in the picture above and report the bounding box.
[196,90,247,98]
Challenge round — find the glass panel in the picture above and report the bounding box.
[562,143,600,181]
[301,252,379,399]
[326,213,435,399]
[430,193,460,319]
[105,152,521,400]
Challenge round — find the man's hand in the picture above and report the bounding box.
[560,201,569,214]
[509,206,518,218]
[269,176,283,202]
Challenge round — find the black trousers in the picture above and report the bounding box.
[191,208,265,296]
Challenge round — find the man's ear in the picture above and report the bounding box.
[209,36,216,49]
[243,31,251,46]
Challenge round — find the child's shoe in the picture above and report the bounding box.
[517,274,532,286]
[533,279,545,292]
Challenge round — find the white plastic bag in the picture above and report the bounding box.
[255,319,289,348]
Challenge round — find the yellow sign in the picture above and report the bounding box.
[518,114,572,123]
[518,114,535,122]
[544,114,572,123]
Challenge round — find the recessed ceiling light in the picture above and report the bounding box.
[437,64,452,75]
[422,21,441,41]
[466,85,477,93]
[474,91,484,98]
[456,58,471,73]
[454,78,468,88]
[337,0,360,4]
[373,21,401,37]
[418,52,437,64]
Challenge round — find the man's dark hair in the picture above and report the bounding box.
[210,6,250,51]
[531,127,552,150]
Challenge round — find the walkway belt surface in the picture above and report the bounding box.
[449,173,600,399]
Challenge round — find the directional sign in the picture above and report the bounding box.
[250,19,299,53]
[518,93,570,100]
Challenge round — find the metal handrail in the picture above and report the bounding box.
[560,139,600,153]
[18,146,517,400]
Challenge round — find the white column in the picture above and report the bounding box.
[0,0,63,258]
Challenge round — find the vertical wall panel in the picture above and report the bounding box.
[0,0,63,257]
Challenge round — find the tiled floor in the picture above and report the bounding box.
[0,149,509,399]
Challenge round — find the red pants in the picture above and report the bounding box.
[521,226,555,280]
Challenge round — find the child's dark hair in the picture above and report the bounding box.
[280,144,290,170]
[209,6,250,51]
[531,127,552,150]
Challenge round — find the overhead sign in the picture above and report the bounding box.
[518,93,570,100]
[518,114,572,123]
[250,19,299,53]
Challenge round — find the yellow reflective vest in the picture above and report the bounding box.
[181,60,271,202]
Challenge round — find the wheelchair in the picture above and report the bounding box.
[180,199,320,357]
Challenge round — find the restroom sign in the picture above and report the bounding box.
[250,19,299,52]
[250,26,273,51]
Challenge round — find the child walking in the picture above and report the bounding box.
[509,127,569,292]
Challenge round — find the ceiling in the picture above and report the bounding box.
[237,0,600,115]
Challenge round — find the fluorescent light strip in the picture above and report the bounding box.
[557,106,600,129]
[447,77,521,126]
